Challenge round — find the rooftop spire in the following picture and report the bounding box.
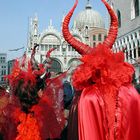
[49,19,52,26]
[85,0,92,9]
[34,13,38,21]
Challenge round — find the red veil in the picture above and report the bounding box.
[62,0,140,140]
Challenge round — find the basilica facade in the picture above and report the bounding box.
[26,1,107,73]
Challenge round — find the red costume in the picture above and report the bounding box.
[0,47,66,140]
[62,0,140,140]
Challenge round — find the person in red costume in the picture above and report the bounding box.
[62,0,140,140]
[0,45,66,140]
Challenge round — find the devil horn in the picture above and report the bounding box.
[62,0,92,55]
[102,0,118,49]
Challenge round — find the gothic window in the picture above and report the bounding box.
[1,70,4,75]
[131,0,139,19]
[98,34,102,41]
[41,45,44,51]
[138,48,140,57]
[72,47,75,51]
[111,3,114,9]
[1,77,4,82]
[52,45,55,51]
[131,34,133,40]
[117,10,121,28]
[127,36,129,41]
[93,35,96,41]
[93,42,96,47]
[131,41,136,58]
[49,45,52,49]
[129,43,133,59]
[57,45,60,51]
[134,32,137,38]
[68,45,71,51]
[135,0,139,17]
[138,41,140,56]
[134,47,137,58]
[85,26,88,35]
[45,45,48,51]
[3,70,6,75]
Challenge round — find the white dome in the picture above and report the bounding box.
[74,2,105,30]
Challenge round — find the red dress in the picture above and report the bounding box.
[61,0,140,139]
[72,45,140,140]
[78,85,140,140]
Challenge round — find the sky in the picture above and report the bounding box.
[0,0,108,60]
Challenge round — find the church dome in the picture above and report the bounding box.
[73,1,105,30]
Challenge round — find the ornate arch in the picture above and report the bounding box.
[38,32,61,45]
[68,58,81,68]
[48,58,62,73]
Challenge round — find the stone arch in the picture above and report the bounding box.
[66,58,81,81]
[38,32,61,52]
[39,32,61,44]
[68,58,81,69]
[48,58,62,73]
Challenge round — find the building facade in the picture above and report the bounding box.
[107,0,140,82]
[0,53,8,86]
[26,1,107,73]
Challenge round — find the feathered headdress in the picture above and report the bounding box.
[62,0,134,91]
[7,46,56,91]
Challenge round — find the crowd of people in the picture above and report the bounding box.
[0,0,140,140]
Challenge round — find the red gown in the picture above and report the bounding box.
[78,85,140,140]
[72,45,140,140]
[61,0,140,139]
